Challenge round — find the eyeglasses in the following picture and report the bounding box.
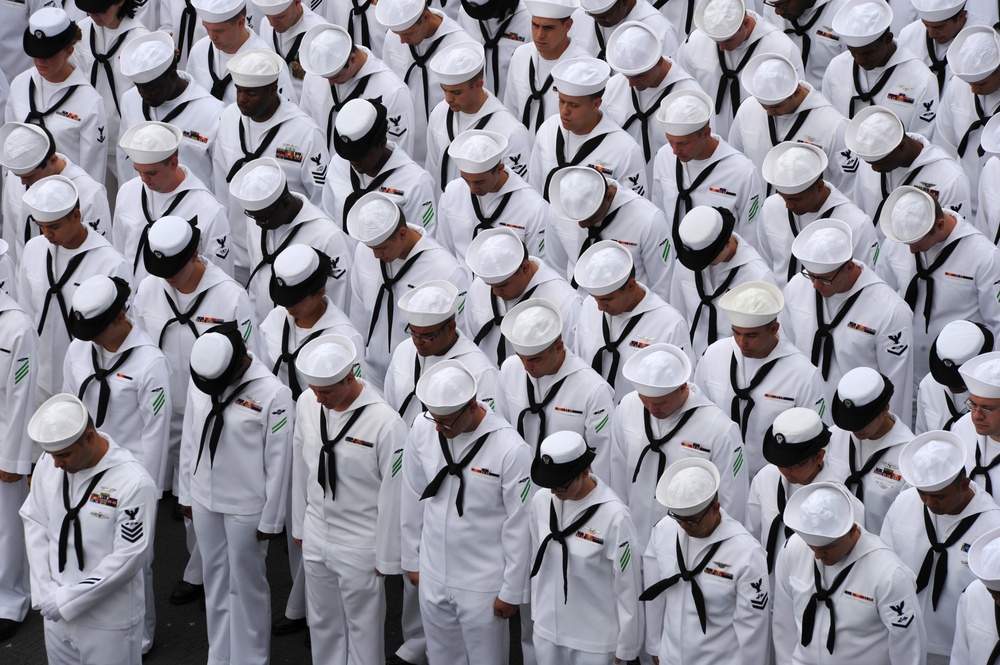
[966,399,1000,415]
[801,262,847,286]
[405,322,449,343]
[422,401,473,430]
[668,504,712,526]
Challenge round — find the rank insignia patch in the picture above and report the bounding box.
[122,507,143,543]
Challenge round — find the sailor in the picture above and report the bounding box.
[399,360,533,665]
[642,458,769,665]
[772,481,927,664]
[528,56,648,199]
[675,0,804,137]
[117,31,224,190]
[0,289,37,643]
[346,192,467,392]
[502,0,589,138]
[845,106,970,221]
[437,130,548,275]
[779,218,914,422]
[896,0,969,97]
[877,185,1000,389]
[729,53,855,196]
[19,394,158,665]
[16,176,131,403]
[425,41,533,192]
[669,205,776,357]
[571,241,693,401]
[0,0,53,83]
[186,0,294,106]
[385,280,501,426]
[916,320,992,433]
[652,89,765,246]
[822,0,939,132]
[255,0,328,101]
[694,281,827,479]
[229,157,351,324]
[570,0,678,62]
[462,228,582,368]
[178,325,293,665]
[116,121,233,284]
[977,112,1000,243]
[951,351,1000,501]
[297,24,415,156]
[529,431,642,664]
[318,0,388,57]
[376,0,477,164]
[323,97,437,240]
[0,122,111,265]
[130,215,260,608]
[933,26,1000,224]
[827,367,911,533]
[951,527,1000,664]
[759,0,849,89]
[547,165,673,293]
[456,0,532,100]
[164,0,209,68]
[602,21,702,182]
[882,431,1000,663]
[290,335,407,665]
[757,141,879,288]
[213,48,329,284]
[6,7,109,186]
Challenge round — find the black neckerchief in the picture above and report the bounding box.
[729,352,781,438]
[420,429,491,516]
[39,249,88,338]
[59,469,109,572]
[317,404,368,499]
[530,500,602,602]
[639,536,723,633]
[78,344,135,427]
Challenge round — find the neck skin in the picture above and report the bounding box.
[363,146,394,178]
[162,72,190,103]
[805,183,831,214]
[222,28,250,55]
[293,296,327,329]
[897,135,923,168]
[162,166,187,193]
[540,36,571,61]
[460,403,487,434]
[43,61,75,84]
[62,220,89,251]
[398,227,421,260]
[489,168,510,194]
[949,485,976,515]
[466,89,489,115]
[333,379,364,412]
[250,96,281,123]
[99,319,132,353]
[173,258,207,295]
[423,12,444,41]
[711,236,738,265]
[573,111,602,137]
[870,414,895,440]
[621,282,646,313]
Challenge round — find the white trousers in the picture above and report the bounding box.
[0,476,29,621]
[192,504,270,665]
[532,634,615,665]
[418,575,509,665]
[520,601,536,665]
[302,532,385,665]
[283,487,306,621]
[44,619,141,665]
[397,576,428,664]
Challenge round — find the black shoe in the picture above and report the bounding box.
[0,619,20,641]
[271,616,308,635]
[386,655,418,665]
[169,581,204,605]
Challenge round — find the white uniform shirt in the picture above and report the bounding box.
[0,241,13,301]
[321,0,386,57]
[571,0,679,61]
[760,0,848,89]
[163,0,208,69]
[614,386,749,547]
[0,295,37,476]
[0,0,52,83]
[953,414,1000,502]
[502,39,590,139]
[642,512,770,665]
[694,336,828,479]
[258,7,329,101]
[186,30,295,106]
[881,484,1000,656]
[951,579,1000,664]
[457,2,532,100]
[897,21,953,99]
[780,262,914,423]
[915,375,967,434]
[978,155,1000,244]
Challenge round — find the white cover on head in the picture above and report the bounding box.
[678,206,724,251]
[417,359,478,414]
[255,0,294,16]
[376,0,426,31]
[654,458,721,515]
[539,430,588,463]
[23,175,78,223]
[346,192,401,246]
[0,123,51,175]
[970,528,1000,591]
[466,228,526,283]
[694,0,746,40]
[574,240,633,296]
[718,281,784,328]
[785,482,854,546]
[606,22,662,76]
[501,298,564,356]
[273,244,320,287]
[192,0,246,23]
[772,406,824,443]
[936,320,986,368]
[960,352,1000,399]
[580,0,617,16]
[300,24,353,78]
[656,89,713,136]
[29,7,71,37]
[298,335,357,386]
[741,54,799,105]
[832,0,893,48]
[448,130,508,174]
[398,281,461,327]
[120,32,176,84]
[227,49,285,87]
[72,275,118,318]
[762,141,828,194]
[552,57,610,97]
[120,121,182,164]
[148,216,194,257]
[622,343,691,397]
[549,166,608,221]
[880,186,935,243]
[430,42,486,86]
[28,394,89,453]
[911,0,965,22]
[190,332,235,380]
[948,26,1000,82]
[900,430,966,490]
[229,158,286,211]
[837,367,884,405]
[791,218,854,274]
[525,0,579,17]
[335,99,377,140]
[845,106,904,162]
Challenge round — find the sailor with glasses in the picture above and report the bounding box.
[778,218,914,423]
[916,321,992,434]
[642,457,769,665]
[951,352,1000,500]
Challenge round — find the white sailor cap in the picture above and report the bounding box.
[553,57,610,97]
[694,0,747,40]
[533,431,596,487]
[399,280,461,327]
[192,0,246,22]
[524,0,579,18]
[120,121,182,165]
[606,22,662,76]
[273,244,320,287]
[622,343,691,397]
[23,175,78,223]
[573,240,633,296]
[147,215,196,260]
[880,185,936,243]
[501,298,564,356]
[448,130,508,174]
[791,218,854,274]
[763,407,830,469]
[430,42,486,86]
[911,0,965,22]
[229,157,286,212]
[784,482,855,547]
[298,335,357,387]
[227,49,285,88]
[346,192,402,246]
[934,320,991,387]
[741,53,799,105]
[376,0,425,32]
[0,122,52,175]
[832,0,893,48]
[655,458,721,515]
[299,24,353,78]
[71,275,120,319]
[982,113,1000,154]
[120,32,176,84]
[28,394,90,453]
[832,367,893,431]
[678,205,726,251]
[549,166,608,222]
[466,227,527,284]
[255,0,295,16]
[960,352,1000,399]
[416,359,478,415]
[718,281,783,328]
[656,89,713,137]
[762,142,828,194]
[24,7,76,60]
[948,26,1000,82]
[969,528,1000,592]
[580,0,616,15]
[845,105,904,162]
[900,430,967,491]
